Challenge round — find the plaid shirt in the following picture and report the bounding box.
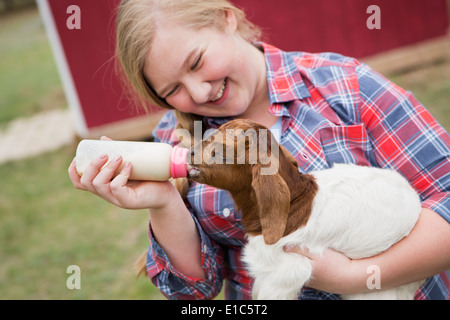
[147,42,450,300]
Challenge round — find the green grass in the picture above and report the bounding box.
[0,6,162,300]
[0,7,65,128]
[0,144,164,299]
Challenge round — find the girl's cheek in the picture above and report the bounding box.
[201,50,231,81]
[168,93,196,113]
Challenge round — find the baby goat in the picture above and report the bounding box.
[187,119,424,300]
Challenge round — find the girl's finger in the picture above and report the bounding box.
[91,155,123,195]
[111,161,132,189]
[109,162,134,207]
[68,157,87,190]
[79,154,109,190]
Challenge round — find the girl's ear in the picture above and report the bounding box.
[251,163,290,245]
[223,9,238,34]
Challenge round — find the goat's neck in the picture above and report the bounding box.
[282,169,318,236]
[225,165,318,238]
[229,186,261,235]
[288,171,317,201]
[230,185,257,214]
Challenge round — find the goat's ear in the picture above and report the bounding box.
[251,164,290,245]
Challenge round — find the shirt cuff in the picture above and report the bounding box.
[145,211,224,299]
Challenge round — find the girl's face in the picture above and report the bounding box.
[144,12,267,118]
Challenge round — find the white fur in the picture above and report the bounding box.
[242,163,424,300]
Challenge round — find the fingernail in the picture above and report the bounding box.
[113,155,122,162]
[98,153,108,160]
[119,162,131,176]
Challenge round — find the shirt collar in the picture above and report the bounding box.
[258,42,311,105]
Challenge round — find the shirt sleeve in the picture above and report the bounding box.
[355,62,450,223]
[145,207,225,300]
[152,110,179,145]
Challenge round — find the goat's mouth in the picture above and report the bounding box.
[187,164,201,178]
[187,148,202,179]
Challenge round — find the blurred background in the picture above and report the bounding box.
[0,0,449,299]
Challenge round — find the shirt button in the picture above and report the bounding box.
[223,208,231,217]
[302,153,308,160]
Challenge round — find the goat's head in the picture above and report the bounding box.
[187,119,316,245]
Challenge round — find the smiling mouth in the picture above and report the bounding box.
[210,78,227,102]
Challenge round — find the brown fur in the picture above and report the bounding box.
[189,119,318,245]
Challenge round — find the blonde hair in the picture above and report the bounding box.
[116,0,262,131]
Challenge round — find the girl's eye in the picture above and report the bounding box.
[165,85,179,98]
[164,52,203,99]
[191,53,203,71]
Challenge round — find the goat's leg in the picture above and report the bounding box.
[243,236,313,299]
[243,236,312,300]
[254,252,312,300]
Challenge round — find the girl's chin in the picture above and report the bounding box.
[199,102,249,118]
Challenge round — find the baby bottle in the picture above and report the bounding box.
[75,140,189,181]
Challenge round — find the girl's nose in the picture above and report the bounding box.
[185,79,211,105]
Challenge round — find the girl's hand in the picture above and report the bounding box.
[283,245,364,294]
[68,137,178,210]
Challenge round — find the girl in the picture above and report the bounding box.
[68,0,450,299]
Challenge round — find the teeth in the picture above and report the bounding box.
[211,79,226,102]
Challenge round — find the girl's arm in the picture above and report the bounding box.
[148,191,206,279]
[285,207,450,294]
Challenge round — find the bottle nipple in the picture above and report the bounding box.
[170,146,189,179]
